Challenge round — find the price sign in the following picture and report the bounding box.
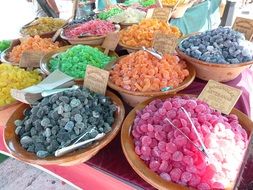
[152,32,178,54]
[198,80,242,115]
[233,17,253,41]
[19,50,46,68]
[101,32,120,55]
[83,65,109,95]
[152,8,172,21]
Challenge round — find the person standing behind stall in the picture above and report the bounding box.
[96,0,117,11]
[27,0,60,18]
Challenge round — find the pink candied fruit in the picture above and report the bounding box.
[159,160,169,172]
[141,146,151,156]
[166,142,177,153]
[186,99,197,109]
[158,141,166,151]
[141,112,150,120]
[147,124,154,132]
[183,155,194,166]
[149,160,160,172]
[174,136,188,147]
[172,151,184,162]
[141,136,152,146]
[197,183,211,190]
[170,168,182,182]
[181,171,192,183]
[161,152,171,161]
[163,101,172,110]
[131,96,248,190]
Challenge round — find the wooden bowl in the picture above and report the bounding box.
[40,45,119,82]
[0,38,67,66]
[107,56,196,107]
[121,94,253,190]
[119,22,136,29]
[4,90,125,166]
[60,24,120,46]
[176,47,253,82]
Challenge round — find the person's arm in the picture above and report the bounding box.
[46,0,60,14]
[104,0,113,8]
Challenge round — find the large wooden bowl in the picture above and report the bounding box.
[40,45,119,82]
[4,90,125,166]
[60,24,120,46]
[121,94,253,190]
[0,39,67,66]
[176,47,253,82]
[107,56,196,107]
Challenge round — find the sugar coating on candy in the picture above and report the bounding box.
[132,96,248,189]
[120,19,181,47]
[20,17,65,36]
[110,50,189,92]
[179,27,253,64]
[15,88,116,158]
[49,45,115,78]
[108,8,146,24]
[64,20,115,38]
[0,64,42,106]
[9,35,60,63]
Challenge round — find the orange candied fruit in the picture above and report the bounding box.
[110,50,189,92]
[8,35,60,63]
[120,19,181,48]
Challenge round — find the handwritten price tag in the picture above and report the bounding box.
[83,65,109,95]
[198,80,242,115]
[146,8,172,21]
[233,17,253,41]
[152,32,178,54]
[19,50,46,68]
[102,32,120,55]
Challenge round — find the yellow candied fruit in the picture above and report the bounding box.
[21,17,66,36]
[162,0,186,6]
[0,64,42,107]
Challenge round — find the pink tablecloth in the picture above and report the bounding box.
[0,68,253,190]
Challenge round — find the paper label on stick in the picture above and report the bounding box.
[152,8,172,21]
[152,32,178,54]
[233,17,253,41]
[83,65,109,95]
[19,50,46,68]
[198,80,242,115]
[101,32,120,54]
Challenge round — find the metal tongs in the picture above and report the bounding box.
[165,107,209,157]
[142,46,163,60]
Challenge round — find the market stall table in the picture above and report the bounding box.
[0,68,252,190]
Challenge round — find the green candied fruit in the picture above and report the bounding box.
[139,0,155,7]
[0,40,11,52]
[98,8,123,20]
[49,45,115,79]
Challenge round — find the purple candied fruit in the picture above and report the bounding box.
[160,172,171,181]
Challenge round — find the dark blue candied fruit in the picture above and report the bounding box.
[15,87,116,158]
[179,27,253,64]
